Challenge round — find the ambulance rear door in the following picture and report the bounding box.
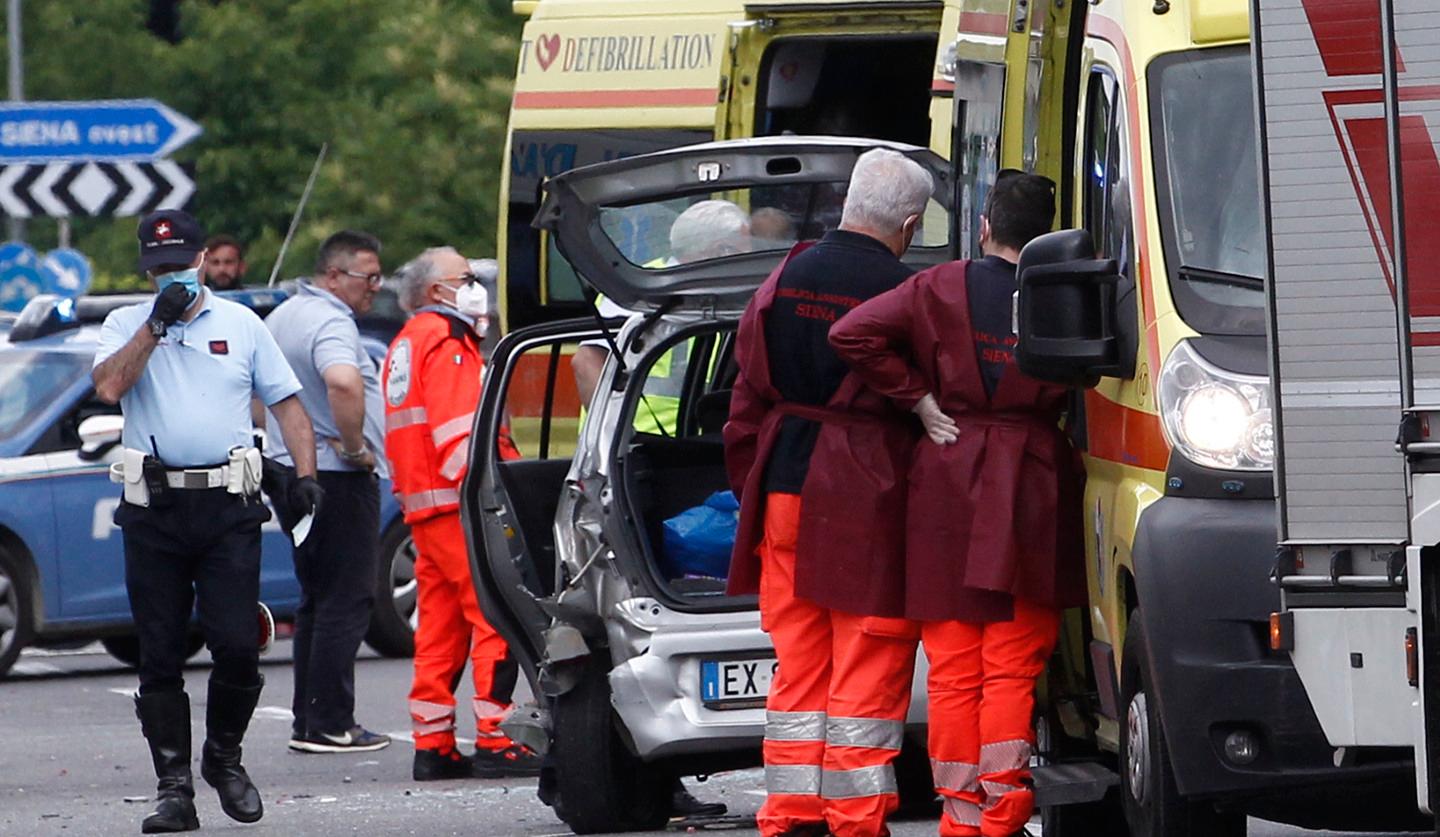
[1255,0,1440,812]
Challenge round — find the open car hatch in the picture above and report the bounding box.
[534,135,955,312]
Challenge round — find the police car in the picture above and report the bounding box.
[0,290,416,678]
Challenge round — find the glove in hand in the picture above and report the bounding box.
[913,393,959,446]
[288,475,325,520]
[148,283,194,331]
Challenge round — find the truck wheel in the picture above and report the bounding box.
[1037,708,1125,837]
[550,664,669,833]
[102,634,205,668]
[364,521,416,658]
[0,547,34,679]
[1119,614,1244,837]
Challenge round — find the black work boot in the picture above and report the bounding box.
[198,676,264,823]
[134,690,200,834]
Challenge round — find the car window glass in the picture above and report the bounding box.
[0,350,89,445]
[499,341,586,461]
[598,183,950,270]
[633,327,734,439]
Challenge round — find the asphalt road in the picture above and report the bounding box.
[0,642,1427,836]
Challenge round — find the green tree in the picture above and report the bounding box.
[6,0,521,289]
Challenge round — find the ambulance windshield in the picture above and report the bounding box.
[1153,48,1263,283]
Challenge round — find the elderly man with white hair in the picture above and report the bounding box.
[382,247,540,782]
[722,147,936,837]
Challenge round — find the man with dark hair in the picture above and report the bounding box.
[267,230,392,755]
[93,209,323,832]
[203,235,248,291]
[828,170,1087,837]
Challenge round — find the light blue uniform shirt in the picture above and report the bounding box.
[264,283,388,477]
[93,289,303,468]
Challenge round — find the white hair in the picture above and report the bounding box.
[669,200,750,262]
[396,246,462,313]
[840,148,934,234]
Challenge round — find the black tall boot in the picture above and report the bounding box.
[134,690,200,834]
[199,675,265,823]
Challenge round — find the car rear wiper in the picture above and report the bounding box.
[1178,264,1264,289]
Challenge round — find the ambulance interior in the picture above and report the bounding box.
[754,37,936,147]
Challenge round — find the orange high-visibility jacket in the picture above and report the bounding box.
[382,310,488,524]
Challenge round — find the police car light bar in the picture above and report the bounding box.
[9,289,292,343]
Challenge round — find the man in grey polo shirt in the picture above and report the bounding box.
[266,230,392,753]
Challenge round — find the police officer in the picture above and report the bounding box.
[93,210,324,834]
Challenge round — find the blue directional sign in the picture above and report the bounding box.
[0,241,44,312]
[0,100,202,163]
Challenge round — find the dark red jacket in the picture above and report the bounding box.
[725,245,917,617]
[829,260,1088,619]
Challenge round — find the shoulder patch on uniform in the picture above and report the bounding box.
[386,338,412,407]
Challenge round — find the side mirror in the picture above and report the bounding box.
[78,414,124,462]
[1015,229,1128,387]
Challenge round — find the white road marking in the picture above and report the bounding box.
[384,730,414,743]
[108,688,134,697]
[20,642,105,657]
[252,706,294,721]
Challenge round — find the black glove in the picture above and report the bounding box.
[147,283,194,334]
[287,475,325,520]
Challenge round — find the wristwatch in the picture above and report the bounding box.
[146,318,167,338]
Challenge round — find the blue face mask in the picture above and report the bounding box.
[155,266,202,300]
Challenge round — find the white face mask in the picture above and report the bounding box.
[443,280,489,321]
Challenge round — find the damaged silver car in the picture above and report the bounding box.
[462,137,955,834]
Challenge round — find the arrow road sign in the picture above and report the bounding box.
[0,162,195,218]
[0,100,202,163]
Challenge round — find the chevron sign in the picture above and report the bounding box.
[0,161,194,218]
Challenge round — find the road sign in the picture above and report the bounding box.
[0,100,201,163]
[0,161,194,218]
[0,241,43,312]
[40,248,92,297]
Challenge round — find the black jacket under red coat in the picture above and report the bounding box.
[724,244,918,617]
[829,260,1088,619]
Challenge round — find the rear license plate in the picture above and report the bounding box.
[700,657,778,709]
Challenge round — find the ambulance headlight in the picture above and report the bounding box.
[1159,340,1273,471]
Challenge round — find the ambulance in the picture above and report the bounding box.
[1004,0,1434,834]
[1247,0,1440,829]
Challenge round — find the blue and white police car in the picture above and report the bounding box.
[0,291,417,677]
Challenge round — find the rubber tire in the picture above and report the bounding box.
[364,521,416,658]
[0,547,34,680]
[1037,706,1126,837]
[550,664,669,834]
[102,634,205,668]
[1119,614,1245,837]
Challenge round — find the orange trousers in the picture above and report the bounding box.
[758,494,917,837]
[842,601,1060,836]
[408,513,515,753]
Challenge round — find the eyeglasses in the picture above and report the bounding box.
[438,272,480,286]
[334,267,384,287]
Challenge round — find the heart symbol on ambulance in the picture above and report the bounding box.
[536,34,561,71]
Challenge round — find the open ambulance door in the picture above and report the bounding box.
[1255,0,1440,821]
[463,318,603,744]
[715,0,943,147]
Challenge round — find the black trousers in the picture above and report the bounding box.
[118,489,270,695]
[288,471,380,737]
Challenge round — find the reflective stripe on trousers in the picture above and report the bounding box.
[825,716,903,751]
[766,709,826,743]
[766,764,822,795]
[401,488,460,515]
[410,698,456,736]
[820,764,898,800]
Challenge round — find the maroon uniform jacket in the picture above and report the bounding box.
[724,245,918,617]
[829,260,1088,620]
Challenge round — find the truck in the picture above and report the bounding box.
[1250,0,1440,830]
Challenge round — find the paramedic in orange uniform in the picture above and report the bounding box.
[725,149,936,837]
[828,171,1087,837]
[383,246,538,781]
